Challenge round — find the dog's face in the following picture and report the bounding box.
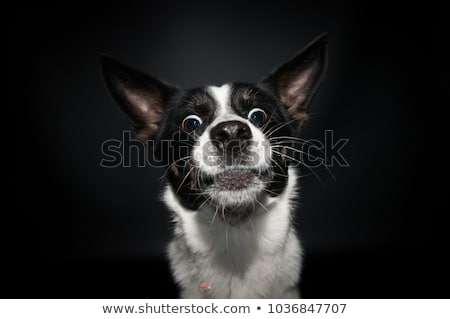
[101,35,327,224]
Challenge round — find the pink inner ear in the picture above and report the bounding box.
[280,66,315,108]
[125,89,164,140]
[127,92,153,115]
[278,65,316,122]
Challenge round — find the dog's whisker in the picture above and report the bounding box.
[273,145,336,181]
[270,136,327,156]
[272,150,324,185]
[175,165,196,194]
[264,118,296,135]
[171,141,196,148]
[265,119,298,137]
[209,204,219,228]
[260,106,283,132]
[254,197,269,212]
[263,188,279,196]
[272,144,324,162]
[160,156,192,179]
[270,138,318,150]
[270,157,288,174]
[271,172,290,178]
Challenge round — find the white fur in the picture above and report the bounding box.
[208,84,231,118]
[164,167,302,298]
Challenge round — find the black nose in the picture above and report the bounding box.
[210,120,252,153]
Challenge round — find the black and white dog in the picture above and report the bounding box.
[100,34,327,298]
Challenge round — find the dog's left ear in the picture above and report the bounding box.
[260,33,328,123]
[100,54,177,140]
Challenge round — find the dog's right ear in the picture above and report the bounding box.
[260,34,327,124]
[100,54,176,140]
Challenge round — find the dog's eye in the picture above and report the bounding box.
[182,115,203,132]
[248,108,268,125]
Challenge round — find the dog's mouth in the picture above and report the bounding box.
[194,167,270,225]
[200,168,269,192]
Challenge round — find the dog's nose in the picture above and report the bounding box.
[210,120,252,152]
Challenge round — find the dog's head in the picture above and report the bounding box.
[101,34,327,224]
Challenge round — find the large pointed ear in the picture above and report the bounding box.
[260,33,328,123]
[100,54,176,140]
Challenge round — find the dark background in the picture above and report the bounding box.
[10,1,448,298]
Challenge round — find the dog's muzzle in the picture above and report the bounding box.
[191,120,272,220]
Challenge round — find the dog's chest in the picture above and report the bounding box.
[169,223,301,298]
[166,181,302,298]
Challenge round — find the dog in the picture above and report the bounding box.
[100,34,327,298]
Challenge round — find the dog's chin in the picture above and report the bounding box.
[199,168,270,224]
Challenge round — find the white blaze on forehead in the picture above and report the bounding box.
[208,84,232,118]
[194,84,233,174]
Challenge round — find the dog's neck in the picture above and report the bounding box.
[163,167,298,272]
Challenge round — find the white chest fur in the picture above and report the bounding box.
[164,168,302,298]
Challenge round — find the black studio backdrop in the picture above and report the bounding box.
[10,2,448,298]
